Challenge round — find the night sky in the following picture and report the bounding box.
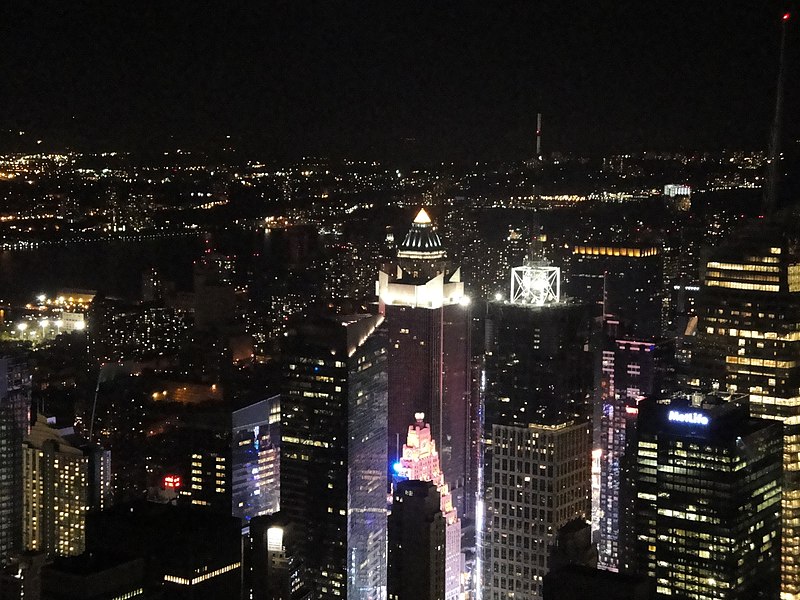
[1,1,798,161]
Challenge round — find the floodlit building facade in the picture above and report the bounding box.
[394,414,461,600]
[377,208,472,514]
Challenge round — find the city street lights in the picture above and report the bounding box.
[16,322,27,340]
[39,319,48,339]
[54,319,63,335]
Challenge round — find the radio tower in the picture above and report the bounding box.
[763,12,790,215]
[535,112,542,159]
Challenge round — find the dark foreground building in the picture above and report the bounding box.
[0,357,30,563]
[388,480,446,600]
[87,502,242,599]
[543,565,654,600]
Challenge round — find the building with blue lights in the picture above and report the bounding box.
[231,395,281,522]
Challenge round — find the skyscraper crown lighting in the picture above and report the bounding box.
[397,208,446,260]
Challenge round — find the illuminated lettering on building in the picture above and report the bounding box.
[668,410,709,426]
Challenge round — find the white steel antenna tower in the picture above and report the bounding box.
[510,264,560,306]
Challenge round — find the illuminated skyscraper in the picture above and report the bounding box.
[595,321,671,571]
[482,262,592,600]
[23,416,89,558]
[377,208,471,513]
[622,392,781,599]
[486,419,592,600]
[690,227,800,597]
[0,356,30,562]
[281,313,388,600]
[394,414,461,600]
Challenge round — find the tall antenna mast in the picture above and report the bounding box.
[536,112,542,158]
[764,12,790,215]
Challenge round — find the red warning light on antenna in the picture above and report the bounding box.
[783,13,791,21]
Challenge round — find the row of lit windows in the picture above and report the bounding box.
[573,246,658,257]
[111,588,144,600]
[726,356,797,369]
[163,561,240,586]
[706,270,780,284]
[706,279,779,292]
[706,261,780,272]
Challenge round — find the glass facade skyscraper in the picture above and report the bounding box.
[231,395,281,521]
[0,356,30,563]
[596,325,671,570]
[281,313,388,600]
[623,392,782,599]
[563,244,664,338]
[690,228,800,597]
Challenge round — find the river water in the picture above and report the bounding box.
[0,228,265,304]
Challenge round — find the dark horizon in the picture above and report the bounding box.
[1,2,798,161]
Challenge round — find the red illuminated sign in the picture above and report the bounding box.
[163,475,182,489]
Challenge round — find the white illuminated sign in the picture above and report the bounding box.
[668,410,709,426]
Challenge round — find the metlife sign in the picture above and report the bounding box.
[668,410,710,426]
